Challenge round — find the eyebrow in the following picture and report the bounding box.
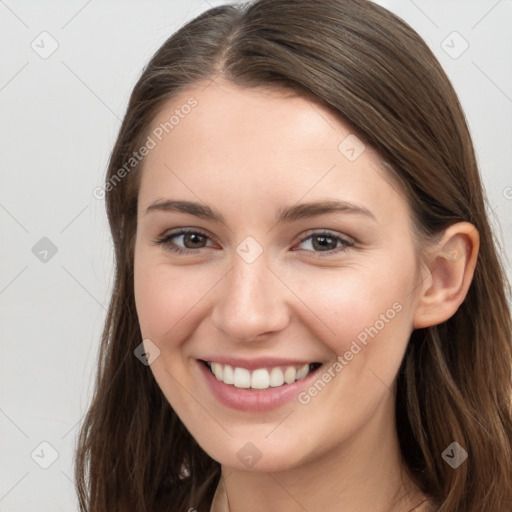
[144,199,376,224]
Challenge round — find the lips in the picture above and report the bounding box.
[198,358,323,411]
[206,361,321,390]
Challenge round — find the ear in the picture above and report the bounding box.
[413,222,479,329]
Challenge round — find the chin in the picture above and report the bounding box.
[196,434,315,474]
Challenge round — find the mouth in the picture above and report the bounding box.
[201,360,323,390]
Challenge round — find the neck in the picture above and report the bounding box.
[210,391,427,512]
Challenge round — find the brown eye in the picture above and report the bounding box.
[181,232,207,249]
[295,230,354,255]
[154,229,214,254]
[311,234,338,251]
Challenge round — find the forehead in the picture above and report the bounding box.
[137,80,409,228]
[148,80,347,151]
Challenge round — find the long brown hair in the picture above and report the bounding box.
[75,1,512,510]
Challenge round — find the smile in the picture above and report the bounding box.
[205,361,321,390]
[198,357,324,411]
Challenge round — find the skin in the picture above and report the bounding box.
[133,80,479,512]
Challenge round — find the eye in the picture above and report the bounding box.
[153,228,215,254]
[294,230,354,255]
[153,228,354,256]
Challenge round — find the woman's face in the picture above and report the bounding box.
[134,80,425,472]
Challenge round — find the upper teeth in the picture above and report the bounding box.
[208,362,312,390]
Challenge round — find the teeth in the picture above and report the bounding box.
[212,362,223,381]
[296,364,309,380]
[233,367,251,388]
[283,366,296,384]
[269,367,284,387]
[208,362,313,390]
[251,368,270,389]
[223,364,234,385]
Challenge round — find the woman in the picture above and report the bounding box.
[75,0,512,510]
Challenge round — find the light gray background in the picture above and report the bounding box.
[1,1,511,510]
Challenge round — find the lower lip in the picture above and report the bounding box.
[198,360,321,412]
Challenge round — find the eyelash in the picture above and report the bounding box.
[153,228,354,257]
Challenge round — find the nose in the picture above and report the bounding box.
[211,254,290,342]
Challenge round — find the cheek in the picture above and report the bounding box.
[288,265,415,440]
[133,254,217,344]
[290,258,415,365]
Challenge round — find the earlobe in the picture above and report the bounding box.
[413,222,479,329]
